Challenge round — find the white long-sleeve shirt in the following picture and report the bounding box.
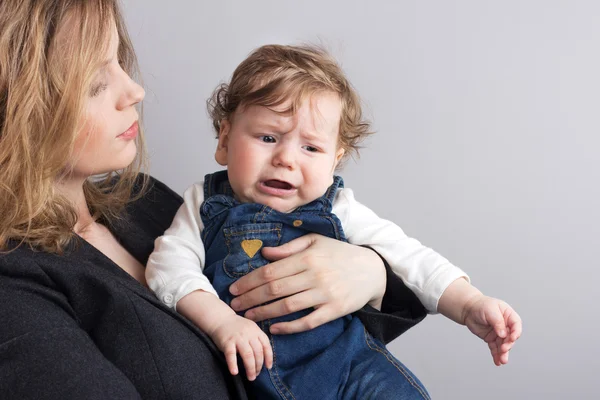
[146,182,469,313]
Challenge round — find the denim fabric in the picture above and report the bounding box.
[200,170,430,399]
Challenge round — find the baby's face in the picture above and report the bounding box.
[215,92,345,213]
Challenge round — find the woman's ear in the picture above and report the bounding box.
[215,120,230,166]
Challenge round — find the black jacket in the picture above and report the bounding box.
[0,176,426,399]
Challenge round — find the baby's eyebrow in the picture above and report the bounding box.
[252,115,292,132]
[300,130,330,144]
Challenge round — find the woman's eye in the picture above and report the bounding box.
[260,135,276,143]
[90,83,108,97]
[303,145,319,153]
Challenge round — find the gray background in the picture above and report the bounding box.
[123,1,599,398]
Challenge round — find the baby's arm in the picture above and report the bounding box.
[334,188,522,365]
[146,182,217,307]
[437,279,522,366]
[146,182,272,379]
[178,291,273,380]
[333,188,468,313]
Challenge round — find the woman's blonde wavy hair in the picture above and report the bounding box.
[0,0,148,253]
[207,44,374,163]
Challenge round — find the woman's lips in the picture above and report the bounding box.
[117,121,138,140]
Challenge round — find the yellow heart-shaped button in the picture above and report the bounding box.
[241,239,263,258]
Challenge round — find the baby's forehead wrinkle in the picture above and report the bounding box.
[245,105,296,132]
[242,93,340,142]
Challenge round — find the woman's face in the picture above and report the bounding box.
[68,21,145,179]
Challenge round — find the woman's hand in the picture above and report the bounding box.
[228,234,387,335]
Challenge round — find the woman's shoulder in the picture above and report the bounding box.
[124,173,184,231]
[0,243,41,271]
[0,242,62,306]
[132,173,182,202]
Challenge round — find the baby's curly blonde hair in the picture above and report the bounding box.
[207,44,373,161]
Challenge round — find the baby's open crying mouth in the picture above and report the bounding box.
[264,180,293,190]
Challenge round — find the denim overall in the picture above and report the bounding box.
[200,170,430,400]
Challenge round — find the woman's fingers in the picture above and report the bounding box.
[229,234,328,299]
[229,235,387,335]
[260,234,318,261]
[269,305,334,335]
[243,289,326,322]
[232,273,314,313]
[229,253,307,298]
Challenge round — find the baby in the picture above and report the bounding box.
[147,44,521,399]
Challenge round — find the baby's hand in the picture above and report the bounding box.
[462,295,522,366]
[209,314,273,381]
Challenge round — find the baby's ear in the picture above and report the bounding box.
[215,120,230,166]
[334,147,345,167]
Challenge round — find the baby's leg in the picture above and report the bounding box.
[342,326,430,400]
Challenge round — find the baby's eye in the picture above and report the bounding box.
[302,145,319,153]
[260,135,276,143]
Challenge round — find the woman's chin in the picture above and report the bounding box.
[111,143,138,171]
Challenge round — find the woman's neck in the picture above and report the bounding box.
[56,176,95,234]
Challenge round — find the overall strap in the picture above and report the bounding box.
[296,175,344,213]
[203,170,234,199]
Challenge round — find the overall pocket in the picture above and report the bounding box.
[222,223,282,278]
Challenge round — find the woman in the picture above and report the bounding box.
[0,1,426,398]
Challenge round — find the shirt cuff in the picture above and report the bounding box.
[154,277,219,311]
[422,264,470,314]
